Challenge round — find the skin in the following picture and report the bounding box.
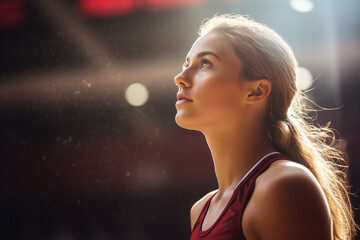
[174,32,333,239]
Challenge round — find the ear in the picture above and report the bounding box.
[246,79,272,104]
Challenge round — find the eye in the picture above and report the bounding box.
[182,62,189,70]
[200,58,212,69]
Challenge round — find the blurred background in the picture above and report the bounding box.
[0,0,359,239]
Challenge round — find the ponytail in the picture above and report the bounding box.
[265,116,291,155]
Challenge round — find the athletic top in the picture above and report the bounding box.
[190,152,293,240]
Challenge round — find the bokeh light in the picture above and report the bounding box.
[290,0,314,13]
[125,83,149,107]
[297,67,313,91]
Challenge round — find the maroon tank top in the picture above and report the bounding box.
[190,152,292,240]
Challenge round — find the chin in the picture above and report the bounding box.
[175,114,199,131]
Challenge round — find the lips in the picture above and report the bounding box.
[176,93,193,102]
[176,92,193,106]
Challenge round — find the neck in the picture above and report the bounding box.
[202,122,276,197]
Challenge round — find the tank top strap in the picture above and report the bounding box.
[234,152,292,191]
[192,192,217,233]
[235,152,293,237]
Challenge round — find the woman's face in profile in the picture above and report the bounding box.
[174,32,250,131]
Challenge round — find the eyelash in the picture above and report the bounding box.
[182,58,212,70]
[200,58,212,69]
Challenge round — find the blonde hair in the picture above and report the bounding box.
[199,14,357,239]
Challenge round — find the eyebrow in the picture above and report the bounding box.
[185,51,221,63]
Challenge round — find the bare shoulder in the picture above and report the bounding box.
[243,160,333,240]
[190,190,218,231]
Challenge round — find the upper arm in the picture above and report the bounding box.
[246,161,333,240]
[190,190,217,231]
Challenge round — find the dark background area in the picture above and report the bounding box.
[1,0,359,239]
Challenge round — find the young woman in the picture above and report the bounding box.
[174,14,356,240]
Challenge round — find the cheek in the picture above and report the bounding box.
[196,82,244,116]
[197,72,243,104]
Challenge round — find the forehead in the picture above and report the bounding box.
[186,32,235,60]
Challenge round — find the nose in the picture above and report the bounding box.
[174,71,191,88]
